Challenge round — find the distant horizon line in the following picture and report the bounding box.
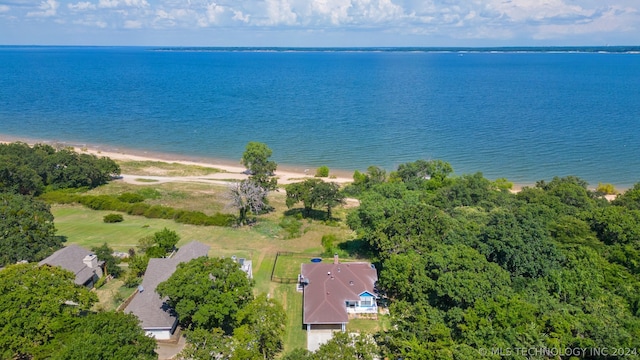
[2,45,640,53]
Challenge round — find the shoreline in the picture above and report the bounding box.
[0,135,627,196]
[0,135,355,186]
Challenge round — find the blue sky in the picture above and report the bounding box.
[1,0,638,46]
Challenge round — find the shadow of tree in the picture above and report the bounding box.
[337,238,375,259]
[283,208,329,221]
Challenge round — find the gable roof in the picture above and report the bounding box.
[124,241,210,330]
[301,262,378,325]
[38,245,103,286]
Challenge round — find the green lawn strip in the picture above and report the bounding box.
[346,316,391,334]
[275,283,306,353]
[253,252,276,295]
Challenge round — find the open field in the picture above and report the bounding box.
[117,160,225,177]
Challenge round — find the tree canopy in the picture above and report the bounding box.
[285,179,345,219]
[48,311,157,360]
[345,161,640,359]
[0,192,63,266]
[156,256,254,333]
[0,142,120,195]
[0,263,98,359]
[241,142,278,190]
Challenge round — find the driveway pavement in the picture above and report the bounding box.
[307,329,335,352]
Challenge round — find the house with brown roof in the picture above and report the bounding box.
[124,241,210,340]
[39,245,104,288]
[300,255,378,350]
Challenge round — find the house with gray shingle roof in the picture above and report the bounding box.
[39,245,104,288]
[300,255,378,350]
[124,241,210,340]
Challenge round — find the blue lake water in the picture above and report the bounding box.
[1,47,639,187]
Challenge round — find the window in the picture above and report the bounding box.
[360,295,372,307]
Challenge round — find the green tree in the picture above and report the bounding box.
[234,294,286,360]
[0,263,97,358]
[241,142,277,190]
[91,243,123,278]
[314,181,345,219]
[179,328,233,360]
[589,206,640,245]
[285,179,345,219]
[396,159,453,189]
[153,227,180,253]
[282,348,312,360]
[285,179,323,217]
[312,332,378,360]
[0,192,62,266]
[0,158,44,195]
[478,209,563,278]
[48,311,157,360]
[156,257,254,333]
[612,182,640,210]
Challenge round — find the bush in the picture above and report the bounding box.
[143,205,175,219]
[94,276,108,289]
[315,165,330,178]
[321,234,338,255]
[118,192,145,203]
[597,182,617,195]
[103,213,124,223]
[127,202,150,216]
[279,216,302,239]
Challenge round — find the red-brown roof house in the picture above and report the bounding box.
[300,255,378,336]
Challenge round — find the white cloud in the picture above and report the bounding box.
[261,0,298,25]
[124,19,142,27]
[533,6,639,39]
[68,1,96,11]
[27,0,58,17]
[73,18,107,27]
[203,2,224,25]
[98,0,148,9]
[232,9,250,22]
[486,0,593,23]
[2,0,640,45]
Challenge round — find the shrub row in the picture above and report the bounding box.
[103,213,124,223]
[40,191,235,227]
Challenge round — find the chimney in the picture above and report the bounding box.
[334,253,339,264]
[83,254,98,269]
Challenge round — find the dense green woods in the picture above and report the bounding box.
[0,142,120,195]
[0,264,156,360]
[0,143,120,265]
[345,162,640,359]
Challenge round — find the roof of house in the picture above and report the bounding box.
[124,241,210,330]
[301,261,378,325]
[38,245,103,286]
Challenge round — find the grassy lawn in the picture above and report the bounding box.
[275,283,306,352]
[93,278,137,311]
[346,315,391,334]
[117,160,225,177]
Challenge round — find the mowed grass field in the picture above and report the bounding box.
[50,177,359,352]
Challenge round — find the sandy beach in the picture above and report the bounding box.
[0,136,354,186]
[0,136,623,200]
